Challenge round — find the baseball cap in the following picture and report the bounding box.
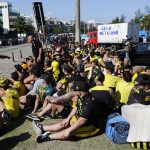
[0,77,9,88]
[21,63,28,70]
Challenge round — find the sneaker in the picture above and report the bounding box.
[36,132,50,143]
[43,114,52,120]
[26,114,40,121]
[1,109,13,122]
[32,121,44,136]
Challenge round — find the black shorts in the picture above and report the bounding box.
[26,95,36,107]
[59,104,72,119]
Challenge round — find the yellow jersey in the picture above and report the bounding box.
[103,74,121,88]
[115,80,134,104]
[13,81,27,96]
[1,88,20,118]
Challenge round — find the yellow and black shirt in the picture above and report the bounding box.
[60,75,72,92]
[127,87,150,105]
[1,87,20,118]
[76,87,112,128]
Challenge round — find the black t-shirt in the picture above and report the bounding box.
[32,40,44,60]
[76,93,99,127]
[76,91,111,128]
[122,65,132,73]
[127,87,150,105]
[90,85,112,104]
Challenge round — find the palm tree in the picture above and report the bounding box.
[14,16,27,33]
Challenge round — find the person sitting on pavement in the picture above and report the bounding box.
[145,66,150,75]
[115,71,134,106]
[55,64,72,92]
[127,73,150,105]
[20,66,45,108]
[30,73,53,114]
[14,64,27,81]
[26,74,85,121]
[31,81,98,143]
[103,62,121,92]
[31,74,115,143]
[0,76,20,121]
[11,71,28,97]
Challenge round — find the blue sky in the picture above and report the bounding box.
[6,0,150,23]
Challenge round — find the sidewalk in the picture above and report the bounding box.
[0,44,32,78]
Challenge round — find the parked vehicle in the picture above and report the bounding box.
[80,34,89,44]
[87,32,97,46]
[139,30,148,43]
[0,39,8,46]
[8,38,18,46]
[117,42,150,66]
[86,23,139,49]
[130,42,150,66]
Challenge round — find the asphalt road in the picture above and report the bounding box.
[0,43,31,53]
[0,44,32,78]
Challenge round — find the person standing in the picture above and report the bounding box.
[28,35,45,70]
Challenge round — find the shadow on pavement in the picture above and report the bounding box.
[0,54,11,59]
[0,116,26,137]
[0,132,31,149]
[0,108,31,137]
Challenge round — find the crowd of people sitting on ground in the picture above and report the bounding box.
[0,35,150,149]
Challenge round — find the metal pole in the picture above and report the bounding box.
[20,50,22,58]
[75,0,80,44]
[12,52,15,62]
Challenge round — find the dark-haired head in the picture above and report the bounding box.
[31,65,42,78]
[11,72,19,81]
[123,72,132,82]
[96,71,105,83]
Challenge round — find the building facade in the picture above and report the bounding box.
[0,2,20,34]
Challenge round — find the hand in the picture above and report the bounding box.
[37,57,41,62]
[0,88,5,97]
[60,118,69,128]
[45,96,55,103]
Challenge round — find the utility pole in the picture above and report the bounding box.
[75,0,80,44]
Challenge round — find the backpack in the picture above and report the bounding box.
[105,112,129,144]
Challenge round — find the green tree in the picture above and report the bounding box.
[111,14,126,24]
[53,26,63,34]
[14,16,27,33]
[132,9,144,24]
[70,24,75,33]
[88,23,97,32]
[25,25,35,35]
[120,14,126,23]
[141,14,150,30]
